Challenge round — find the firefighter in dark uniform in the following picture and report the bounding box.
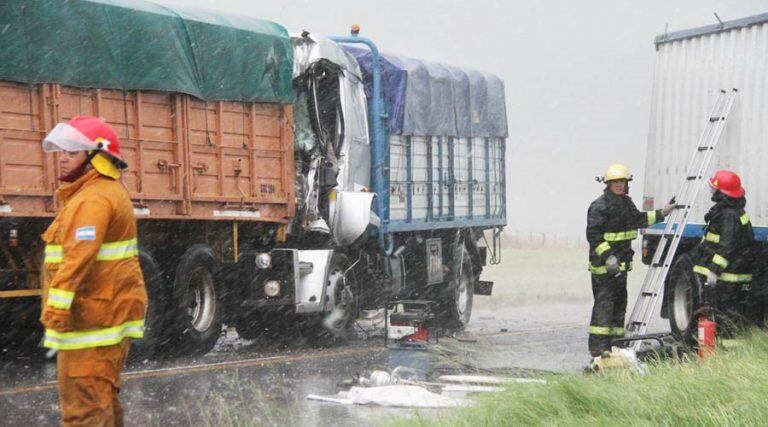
[693,170,755,323]
[586,164,675,357]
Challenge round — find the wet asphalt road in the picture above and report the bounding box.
[0,301,599,426]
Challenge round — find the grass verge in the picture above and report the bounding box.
[396,329,768,426]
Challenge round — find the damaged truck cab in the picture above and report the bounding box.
[226,31,508,339]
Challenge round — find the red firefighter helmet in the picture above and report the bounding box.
[709,170,745,198]
[42,116,127,169]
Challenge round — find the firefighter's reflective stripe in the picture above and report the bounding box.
[44,238,138,265]
[589,326,612,335]
[704,232,720,243]
[712,254,729,269]
[589,261,632,275]
[611,327,625,336]
[595,241,611,256]
[647,211,657,226]
[719,272,752,283]
[46,288,75,310]
[603,230,638,242]
[43,319,145,350]
[693,265,752,283]
[44,246,63,264]
[693,265,712,277]
[96,238,139,261]
[740,213,750,226]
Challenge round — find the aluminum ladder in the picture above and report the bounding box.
[625,88,738,347]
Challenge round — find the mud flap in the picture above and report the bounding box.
[474,280,493,296]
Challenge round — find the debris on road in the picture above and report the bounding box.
[308,366,547,408]
[586,347,647,375]
[308,384,470,407]
[438,374,546,385]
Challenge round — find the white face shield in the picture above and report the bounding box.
[42,123,96,153]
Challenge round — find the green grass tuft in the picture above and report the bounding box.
[397,329,768,426]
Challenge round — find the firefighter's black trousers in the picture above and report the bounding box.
[589,272,627,357]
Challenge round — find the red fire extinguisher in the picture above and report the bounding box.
[697,311,716,359]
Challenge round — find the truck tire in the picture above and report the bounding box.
[442,245,475,330]
[170,245,223,356]
[318,253,359,340]
[668,253,701,342]
[131,249,168,356]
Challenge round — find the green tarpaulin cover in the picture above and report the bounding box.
[0,0,293,103]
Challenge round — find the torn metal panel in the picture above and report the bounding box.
[331,191,375,246]
[291,34,371,237]
[293,90,318,153]
[292,33,363,80]
[337,70,371,191]
[294,249,333,313]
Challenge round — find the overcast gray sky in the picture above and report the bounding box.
[156,0,767,239]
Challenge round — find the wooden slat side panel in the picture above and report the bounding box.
[55,89,184,200]
[0,82,49,194]
[186,96,290,205]
[135,92,182,199]
[0,81,294,222]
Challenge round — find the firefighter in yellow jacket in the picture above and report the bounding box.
[40,116,147,426]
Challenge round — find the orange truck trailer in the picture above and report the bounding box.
[0,0,507,356]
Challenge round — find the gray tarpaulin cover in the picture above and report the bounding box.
[344,46,508,138]
[0,0,293,103]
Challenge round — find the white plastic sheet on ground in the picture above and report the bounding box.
[307,385,470,408]
[438,375,547,385]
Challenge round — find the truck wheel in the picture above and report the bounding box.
[131,249,168,356]
[442,246,475,330]
[668,253,701,342]
[318,253,359,340]
[170,245,223,356]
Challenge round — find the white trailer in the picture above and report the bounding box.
[641,12,768,337]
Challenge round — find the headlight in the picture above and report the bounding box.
[263,280,281,298]
[255,252,272,269]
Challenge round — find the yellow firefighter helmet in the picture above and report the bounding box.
[600,164,633,183]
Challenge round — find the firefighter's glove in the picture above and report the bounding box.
[704,270,718,287]
[661,203,677,217]
[41,306,72,332]
[605,255,620,275]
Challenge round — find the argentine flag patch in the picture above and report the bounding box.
[75,226,96,241]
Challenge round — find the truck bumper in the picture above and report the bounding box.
[242,248,334,314]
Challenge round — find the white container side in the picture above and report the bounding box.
[389,135,408,221]
[644,20,768,227]
[490,138,505,217]
[471,138,488,217]
[435,137,452,218]
[453,137,470,218]
[411,136,430,220]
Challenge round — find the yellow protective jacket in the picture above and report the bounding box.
[41,169,147,350]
